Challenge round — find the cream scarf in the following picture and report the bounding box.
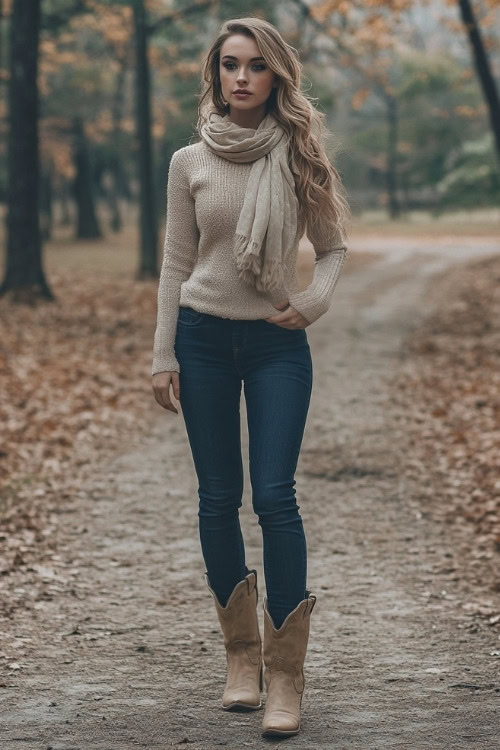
[200,110,298,292]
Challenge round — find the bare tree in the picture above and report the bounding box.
[457,0,500,165]
[0,0,53,301]
[133,0,157,279]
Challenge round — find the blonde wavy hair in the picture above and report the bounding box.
[194,16,351,239]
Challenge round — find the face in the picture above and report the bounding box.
[219,34,277,113]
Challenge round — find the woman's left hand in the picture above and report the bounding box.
[265,299,310,329]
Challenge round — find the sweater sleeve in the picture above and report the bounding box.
[287,217,348,325]
[152,149,199,375]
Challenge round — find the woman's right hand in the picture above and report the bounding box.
[152,371,180,414]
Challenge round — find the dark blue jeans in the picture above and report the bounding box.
[174,305,313,628]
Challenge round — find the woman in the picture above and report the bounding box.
[152,16,350,738]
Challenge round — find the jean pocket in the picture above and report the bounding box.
[178,306,204,326]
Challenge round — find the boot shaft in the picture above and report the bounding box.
[261,591,317,736]
[205,569,262,650]
[204,569,264,711]
[263,592,316,689]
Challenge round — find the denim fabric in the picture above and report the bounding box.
[174,305,313,628]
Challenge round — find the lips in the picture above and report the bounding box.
[233,90,251,95]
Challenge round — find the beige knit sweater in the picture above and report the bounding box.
[152,140,348,376]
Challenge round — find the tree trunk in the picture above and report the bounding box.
[0,0,53,301]
[40,161,53,241]
[72,116,102,239]
[107,54,129,233]
[59,180,73,226]
[458,0,500,165]
[133,0,157,279]
[104,157,122,232]
[386,94,401,220]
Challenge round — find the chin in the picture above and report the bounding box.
[231,100,264,111]
[232,103,259,111]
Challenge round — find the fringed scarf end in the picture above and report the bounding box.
[234,234,286,292]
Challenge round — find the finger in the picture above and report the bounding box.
[162,387,179,413]
[163,397,179,414]
[153,387,169,410]
[272,312,305,329]
[154,385,178,413]
[171,372,181,401]
[266,312,293,325]
[273,299,289,310]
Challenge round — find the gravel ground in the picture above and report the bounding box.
[1,239,499,749]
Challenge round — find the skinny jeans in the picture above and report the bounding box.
[174,305,313,628]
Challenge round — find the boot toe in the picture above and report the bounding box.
[223,688,262,710]
[262,710,300,735]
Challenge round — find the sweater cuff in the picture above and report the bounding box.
[152,334,181,375]
[152,360,180,376]
[288,247,347,324]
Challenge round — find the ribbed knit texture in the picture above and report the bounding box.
[152,140,348,376]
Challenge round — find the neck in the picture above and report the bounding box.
[227,104,268,130]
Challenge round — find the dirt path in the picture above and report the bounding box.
[1,241,499,749]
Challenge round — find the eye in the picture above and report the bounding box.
[222,62,268,71]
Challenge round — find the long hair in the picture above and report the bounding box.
[195,16,351,239]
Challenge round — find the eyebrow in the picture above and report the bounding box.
[221,55,266,62]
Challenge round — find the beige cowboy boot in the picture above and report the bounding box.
[204,568,264,710]
[261,591,317,736]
